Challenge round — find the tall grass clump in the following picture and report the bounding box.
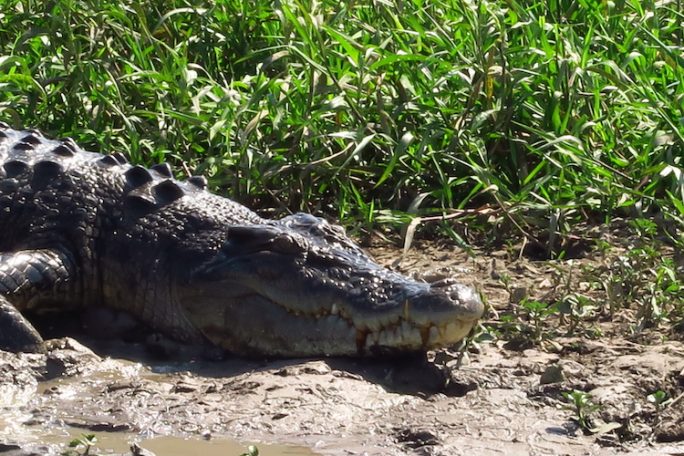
[0,0,682,246]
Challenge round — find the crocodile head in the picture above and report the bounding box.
[180,213,484,357]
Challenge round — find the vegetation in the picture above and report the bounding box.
[240,445,260,456]
[488,228,684,346]
[562,390,622,435]
[0,0,681,247]
[61,434,97,456]
[563,389,600,434]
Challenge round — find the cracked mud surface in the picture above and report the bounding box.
[1,234,683,455]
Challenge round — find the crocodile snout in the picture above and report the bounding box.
[441,282,484,321]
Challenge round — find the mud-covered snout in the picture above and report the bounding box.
[422,279,485,323]
[371,278,483,351]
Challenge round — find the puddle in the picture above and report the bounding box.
[70,430,319,456]
[0,422,319,455]
[140,435,316,456]
[0,352,319,455]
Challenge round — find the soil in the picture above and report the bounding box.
[1,231,683,456]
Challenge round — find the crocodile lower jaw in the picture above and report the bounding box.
[357,319,475,353]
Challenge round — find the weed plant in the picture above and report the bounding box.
[0,0,681,243]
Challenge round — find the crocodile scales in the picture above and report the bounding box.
[0,124,483,357]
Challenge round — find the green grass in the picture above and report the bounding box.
[0,0,682,247]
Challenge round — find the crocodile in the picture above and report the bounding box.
[0,123,484,357]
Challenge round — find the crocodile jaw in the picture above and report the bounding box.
[179,280,483,357]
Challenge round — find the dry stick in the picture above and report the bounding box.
[181,161,192,177]
[414,205,499,223]
[401,206,500,254]
[668,392,684,408]
[491,193,539,247]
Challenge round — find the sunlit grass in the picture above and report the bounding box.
[0,0,682,246]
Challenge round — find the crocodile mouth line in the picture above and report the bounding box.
[277,300,475,352]
[184,288,479,354]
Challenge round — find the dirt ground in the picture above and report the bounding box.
[1,234,683,456]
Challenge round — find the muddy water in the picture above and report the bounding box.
[142,436,316,456]
[0,348,320,456]
[0,414,318,455]
[76,429,316,455]
[0,420,317,455]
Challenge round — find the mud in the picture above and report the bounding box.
[1,235,684,455]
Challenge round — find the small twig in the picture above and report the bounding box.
[413,205,500,223]
[668,392,684,408]
[491,193,538,246]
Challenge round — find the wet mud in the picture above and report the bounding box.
[1,236,683,455]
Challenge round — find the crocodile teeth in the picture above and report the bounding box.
[357,312,403,333]
[430,321,470,346]
[376,329,395,348]
[355,329,368,351]
[364,321,422,350]
[395,322,421,347]
[428,326,439,346]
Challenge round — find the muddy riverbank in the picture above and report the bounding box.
[1,236,683,455]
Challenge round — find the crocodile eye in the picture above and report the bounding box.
[271,233,307,255]
[324,223,346,238]
[224,225,307,255]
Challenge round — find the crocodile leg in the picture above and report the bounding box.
[0,250,75,352]
[0,296,44,352]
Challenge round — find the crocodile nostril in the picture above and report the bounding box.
[445,283,484,318]
[427,277,457,287]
